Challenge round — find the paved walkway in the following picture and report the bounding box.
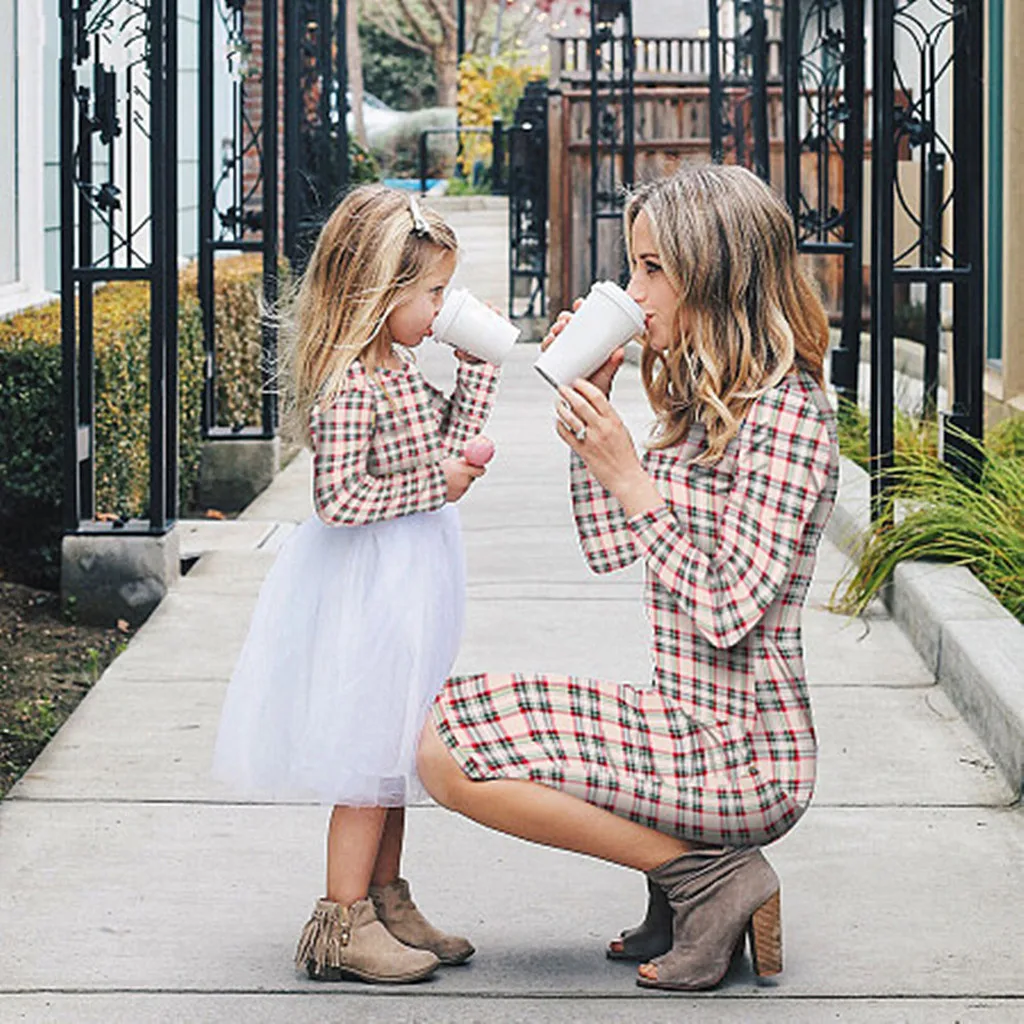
[1,200,1022,1022]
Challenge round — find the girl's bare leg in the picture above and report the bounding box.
[326,805,387,906]
[417,718,689,872]
[371,807,405,887]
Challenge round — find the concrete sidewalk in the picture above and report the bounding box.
[2,203,1022,1022]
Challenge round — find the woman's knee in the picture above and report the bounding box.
[416,719,467,809]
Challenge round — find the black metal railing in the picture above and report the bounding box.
[60,0,179,535]
[284,0,349,274]
[871,0,984,504]
[199,0,279,440]
[507,79,549,320]
[416,124,506,196]
[784,0,866,405]
[708,0,774,181]
[588,0,635,285]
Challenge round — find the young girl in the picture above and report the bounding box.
[213,185,501,984]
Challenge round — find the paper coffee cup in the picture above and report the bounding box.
[432,288,521,365]
[533,281,645,389]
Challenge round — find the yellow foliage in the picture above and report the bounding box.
[457,54,544,173]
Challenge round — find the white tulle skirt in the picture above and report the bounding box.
[212,506,464,807]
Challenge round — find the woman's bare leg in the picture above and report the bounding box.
[371,807,405,887]
[325,805,387,906]
[418,719,688,872]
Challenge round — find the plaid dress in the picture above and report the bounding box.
[432,371,838,845]
[212,351,500,806]
[312,355,501,524]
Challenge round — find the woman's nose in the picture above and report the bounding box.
[626,274,644,304]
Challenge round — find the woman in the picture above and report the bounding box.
[417,164,839,991]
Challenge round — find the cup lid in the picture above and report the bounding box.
[432,287,470,341]
[591,280,645,329]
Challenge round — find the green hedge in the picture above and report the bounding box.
[0,256,265,589]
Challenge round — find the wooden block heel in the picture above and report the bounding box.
[747,889,782,977]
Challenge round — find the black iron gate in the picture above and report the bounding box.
[199,0,279,439]
[708,0,773,181]
[783,0,866,405]
[284,0,349,272]
[507,80,548,320]
[588,0,635,284]
[871,0,985,501]
[60,0,179,534]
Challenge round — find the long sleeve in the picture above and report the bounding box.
[626,391,835,649]
[570,451,640,574]
[312,386,447,526]
[426,361,501,456]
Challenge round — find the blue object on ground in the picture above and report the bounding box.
[384,177,441,192]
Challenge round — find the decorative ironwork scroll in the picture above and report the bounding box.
[871,0,984,504]
[588,0,635,284]
[507,81,549,320]
[784,0,865,404]
[708,0,772,181]
[199,0,279,439]
[60,0,179,534]
[284,0,349,272]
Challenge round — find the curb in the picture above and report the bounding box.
[825,456,1024,798]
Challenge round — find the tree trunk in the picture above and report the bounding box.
[346,0,367,147]
[436,49,459,108]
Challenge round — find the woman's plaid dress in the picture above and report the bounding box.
[432,370,839,846]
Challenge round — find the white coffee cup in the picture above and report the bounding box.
[533,280,645,389]
[431,287,521,365]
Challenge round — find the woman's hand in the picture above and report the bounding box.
[540,298,626,397]
[441,457,485,502]
[555,379,664,519]
[452,348,485,364]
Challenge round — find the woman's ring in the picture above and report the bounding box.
[575,425,587,443]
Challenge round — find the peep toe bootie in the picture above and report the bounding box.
[295,897,440,983]
[638,846,782,991]
[606,877,673,961]
[369,878,475,966]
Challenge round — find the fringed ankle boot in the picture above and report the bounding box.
[369,878,475,966]
[295,897,440,983]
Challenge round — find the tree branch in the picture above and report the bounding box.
[363,4,433,54]
[393,0,440,50]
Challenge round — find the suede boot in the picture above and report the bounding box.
[638,846,782,991]
[369,878,475,966]
[606,877,673,961]
[295,897,440,983]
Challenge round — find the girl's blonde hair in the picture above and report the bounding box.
[280,184,457,442]
[625,163,829,464]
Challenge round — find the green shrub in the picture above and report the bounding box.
[833,411,1024,624]
[0,257,264,588]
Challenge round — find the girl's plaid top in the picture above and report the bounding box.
[311,354,500,526]
[433,370,839,846]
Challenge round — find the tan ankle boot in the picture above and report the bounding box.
[638,847,782,991]
[295,897,440,983]
[369,878,475,966]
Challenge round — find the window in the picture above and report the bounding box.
[0,0,17,287]
[0,2,47,317]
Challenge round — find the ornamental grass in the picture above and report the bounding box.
[833,407,1024,624]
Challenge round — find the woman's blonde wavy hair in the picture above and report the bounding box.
[625,163,829,464]
[279,184,457,445]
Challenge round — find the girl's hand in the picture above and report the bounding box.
[555,379,664,519]
[540,298,625,397]
[441,457,485,503]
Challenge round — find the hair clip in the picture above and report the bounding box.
[408,194,431,238]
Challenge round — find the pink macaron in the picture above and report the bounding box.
[463,436,495,467]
